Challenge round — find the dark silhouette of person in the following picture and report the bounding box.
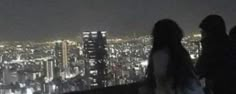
[226,26,236,94]
[229,26,236,65]
[195,15,230,94]
[139,19,204,94]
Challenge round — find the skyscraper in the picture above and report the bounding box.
[55,40,69,80]
[44,59,55,82]
[83,31,108,89]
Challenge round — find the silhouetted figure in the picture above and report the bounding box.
[229,26,236,65]
[139,19,204,94]
[195,15,230,94]
[226,26,236,94]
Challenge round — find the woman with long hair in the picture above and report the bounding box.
[196,15,231,94]
[139,19,204,94]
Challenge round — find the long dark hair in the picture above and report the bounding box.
[200,15,228,40]
[146,19,195,91]
[196,15,229,81]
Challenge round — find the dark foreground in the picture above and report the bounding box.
[65,82,143,94]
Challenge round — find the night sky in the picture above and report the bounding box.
[0,0,236,40]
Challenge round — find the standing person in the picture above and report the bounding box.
[229,26,236,66]
[226,26,236,94]
[195,15,230,94]
[139,19,204,94]
[229,26,236,64]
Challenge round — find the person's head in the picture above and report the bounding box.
[229,26,236,40]
[152,19,183,49]
[199,14,227,41]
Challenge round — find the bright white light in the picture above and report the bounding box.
[0,45,4,48]
[134,67,140,70]
[26,88,34,94]
[90,70,98,75]
[8,89,15,94]
[91,31,97,34]
[19,83,26,88]
[190,54,196,59]
[16,45,22,48]
[91,83,98,86]
[83,32,90,35]
[101,31,106,37]
[66,74,76,79]
[16,55,21,61]
[193,34,202,37]
[45,78,50,83]
[101,31,106,33]
[52,84,57,91]
[141,60,148,66]
[83,35,89,38]
[55,40,62,43]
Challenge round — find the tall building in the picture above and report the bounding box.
[44,59,55,82]
[83,31,108,89]
[55,40,69,80]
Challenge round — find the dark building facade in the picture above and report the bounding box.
[83,31,108,89]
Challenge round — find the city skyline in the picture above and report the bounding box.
[0,0,236,40]
[0,31,156,94]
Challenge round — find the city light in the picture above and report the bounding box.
[0,33,201,94]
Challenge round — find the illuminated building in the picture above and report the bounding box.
[44,59,55,82]
[55,40,69,80]
[83,31,108,89]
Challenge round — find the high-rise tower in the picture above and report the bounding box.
[83,31,108,89]
[55,40,69,80]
